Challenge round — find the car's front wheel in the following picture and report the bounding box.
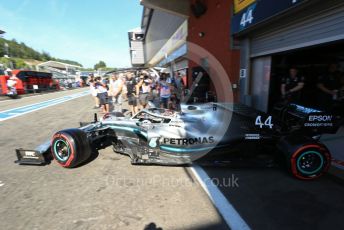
[51,129,91,168]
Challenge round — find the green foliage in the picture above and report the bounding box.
[0,57,31,69]
[0,38,82,67]
[41,51,52,61]
[94,60,106,70]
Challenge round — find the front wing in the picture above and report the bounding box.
[15,140,51,165]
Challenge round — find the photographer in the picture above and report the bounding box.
[136,74,152,110]
[95,77,109,113]
[126,73,138,115]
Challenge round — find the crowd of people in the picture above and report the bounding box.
[88,70,187,115]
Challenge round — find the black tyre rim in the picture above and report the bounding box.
[296,151,324,175]
[53,139,71,162]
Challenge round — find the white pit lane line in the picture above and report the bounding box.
[0,88,85,104]
[0,90,90,122]
[191,165,251,230]
[0,181,4,187]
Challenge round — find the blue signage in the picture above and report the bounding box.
[232,0,307,34]
[158,43,187,67]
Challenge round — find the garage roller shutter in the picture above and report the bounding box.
[251,2,344,57]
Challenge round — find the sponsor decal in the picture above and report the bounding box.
[22,150,40,159]
[163,136,215,146]
[24,151,37,157]
[169,120,185,128]
[304,115,334,127]
[308,115,332,122]
[304,123,333,127]
[196,105,217,111]
[22,156,39,159]
[169,120,185,125]
[149,138,158,148]
[245,134,260,140]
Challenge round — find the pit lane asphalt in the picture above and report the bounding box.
[203,166,344,230]
[0,89,228,230]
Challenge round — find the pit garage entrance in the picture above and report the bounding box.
[237,0,344,113]
[268,41,344,112]
[246,40,344,165]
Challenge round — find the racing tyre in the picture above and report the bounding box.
[278,136,331,180]
[289,144,331,180]
[51,129,91,168]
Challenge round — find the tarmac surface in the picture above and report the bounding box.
[204,166,344,230]
[0,88,344,230]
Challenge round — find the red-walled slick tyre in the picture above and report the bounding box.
[289,144,331,180]
[51,129,91,168]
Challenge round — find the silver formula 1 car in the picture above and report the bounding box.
[15,102,343,180]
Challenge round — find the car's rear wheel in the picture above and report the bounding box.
[51,129,91,168]
[277,136,331,180]
[290,144,331,180]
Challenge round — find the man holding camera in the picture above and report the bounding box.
[136,74,152,110]
[126,73,138,115]
[95,77,109,113]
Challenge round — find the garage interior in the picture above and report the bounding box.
[268,41,344,112]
